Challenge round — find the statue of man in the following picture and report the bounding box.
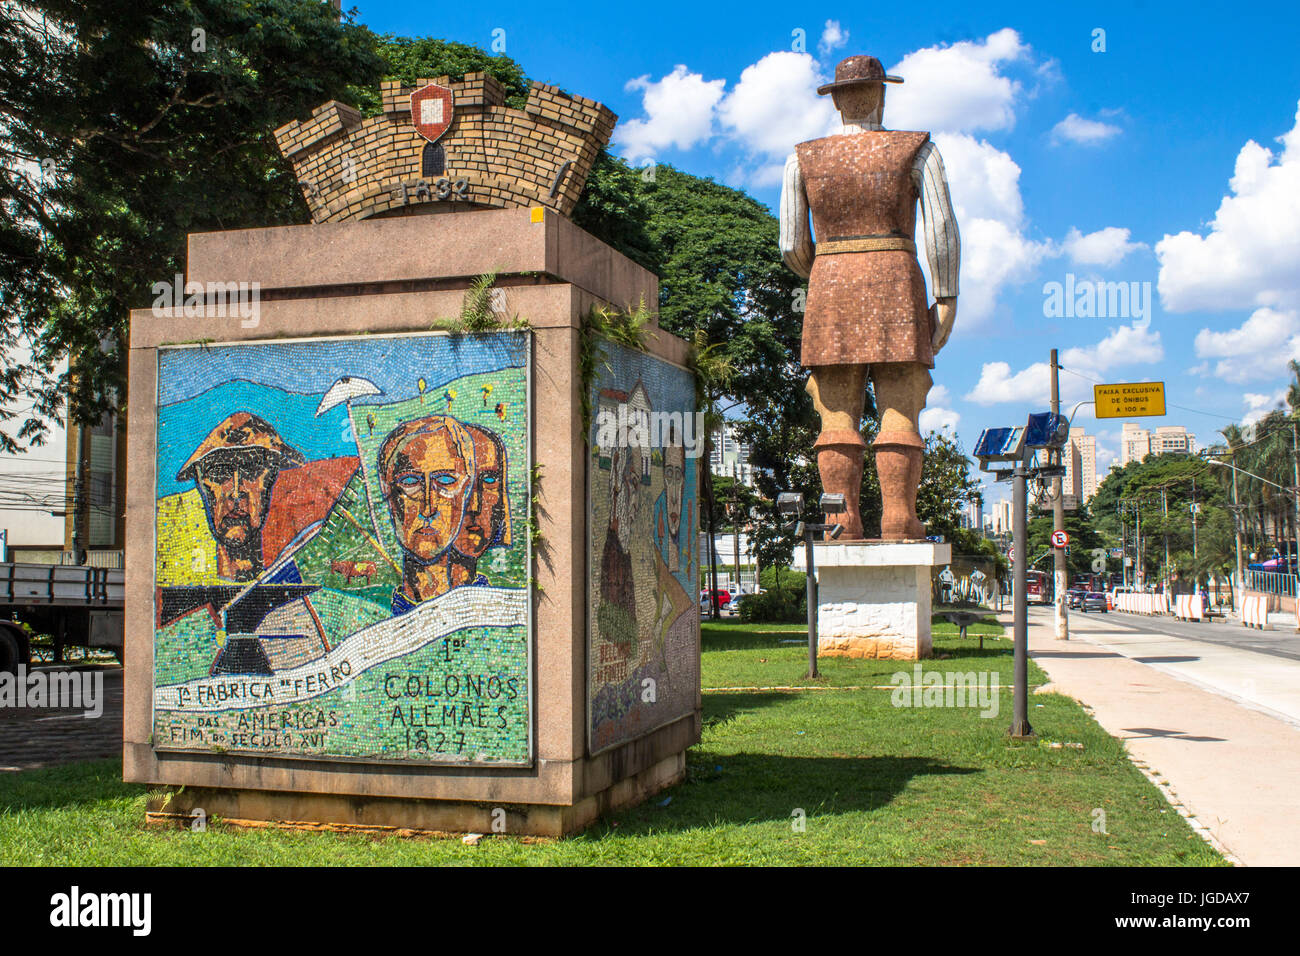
[780,54,960,539]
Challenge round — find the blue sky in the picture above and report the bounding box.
[356,1,1300,505]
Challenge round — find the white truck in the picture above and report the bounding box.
[0,562,124,672]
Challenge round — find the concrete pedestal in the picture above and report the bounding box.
[122,207,701,837]
[792,540,951,660]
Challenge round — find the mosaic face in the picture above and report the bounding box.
[379,417,475,565]
[194,453,278,548]
[152,333,531,766]
[663,442,685,540]
[456,425,510,559]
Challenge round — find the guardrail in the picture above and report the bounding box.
[1243,569,1297,597]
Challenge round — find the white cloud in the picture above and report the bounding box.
[1062,226,1146,267]
[885,28,1029,134]
[919,384,960,432]
[920,404,961,434]
[964,322,1164,406]
[716,51,838,185]
[1192,307,1300,384]
[963,360,1053,407]
[932,133,1052,323]
[1062,322,1164,368]
[614,66,726,162]
[1242,389,1288,426]
[614,29,1052,325]
[818,20,848,56]
[1050,113,1121,145]
[1156,99,1300,312]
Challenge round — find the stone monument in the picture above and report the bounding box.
[122,74,701,836]
[781,54,957,659]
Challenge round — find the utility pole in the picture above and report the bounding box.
[1119,501,1128,589]
[1135,502,1143,590]
[1011,453,1033,738]
[1162,487,1171,598]
[731,462,741,594]
[1290,420,1300,632]
[1231,456,1245,619]
[1050,349,1068,640]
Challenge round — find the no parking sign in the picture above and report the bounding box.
[1051,530,1069,549]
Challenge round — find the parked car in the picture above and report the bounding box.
[1080,591,1108,613]
[699,589,733,612]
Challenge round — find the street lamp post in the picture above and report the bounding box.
[778,492,845,679]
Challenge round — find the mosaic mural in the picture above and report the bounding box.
[588,343,699,753]
[934,557,998,607]
[152,332,531,765]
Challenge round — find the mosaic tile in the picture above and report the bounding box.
[587,343,700,753]
[152,332,531,765]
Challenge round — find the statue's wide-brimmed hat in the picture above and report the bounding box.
[817,55,903,95]
[176,411,305,481]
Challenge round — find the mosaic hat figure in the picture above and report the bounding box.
[450,423,513,586]
[780,54,960,539]
[176,411,306,581]
[598,440,645,649]
[377,415,477,612]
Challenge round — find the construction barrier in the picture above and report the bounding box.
[1113,592,1170,615]
[1172,594,1204,622]
[1242,595,1270,629]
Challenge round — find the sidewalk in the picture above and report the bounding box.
[1021,612,1300,866]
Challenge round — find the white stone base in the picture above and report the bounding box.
[791,541,952,660]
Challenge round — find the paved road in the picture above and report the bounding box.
[1033,606,1300,726]
[1025,608,1300,865]
[0,666,122,772]
[1066,604,1300,662]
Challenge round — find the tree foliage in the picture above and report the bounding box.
[0,1,384,451]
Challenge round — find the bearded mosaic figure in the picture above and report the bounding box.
[780,54,961,540]
[598,442,644,650]
[177,412,305,581]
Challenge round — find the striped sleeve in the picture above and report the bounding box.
[912,140,960,299]
[779,152,815,279]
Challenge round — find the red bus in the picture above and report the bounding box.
[1023,570,1051,605]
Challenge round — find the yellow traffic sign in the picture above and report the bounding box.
[1093,381,1166,418]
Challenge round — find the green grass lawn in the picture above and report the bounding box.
[0,618,1224,865]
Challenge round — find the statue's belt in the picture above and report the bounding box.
[815,235,916,255]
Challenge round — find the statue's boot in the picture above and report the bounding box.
[874,429,926,540]
[813,428,866,539]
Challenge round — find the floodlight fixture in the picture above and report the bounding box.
[777,492,805,516]
[819,493,846,514]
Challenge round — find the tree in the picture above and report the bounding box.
[350,36,529,115]
[0,1,385,451]
[1026,509,1107,578]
